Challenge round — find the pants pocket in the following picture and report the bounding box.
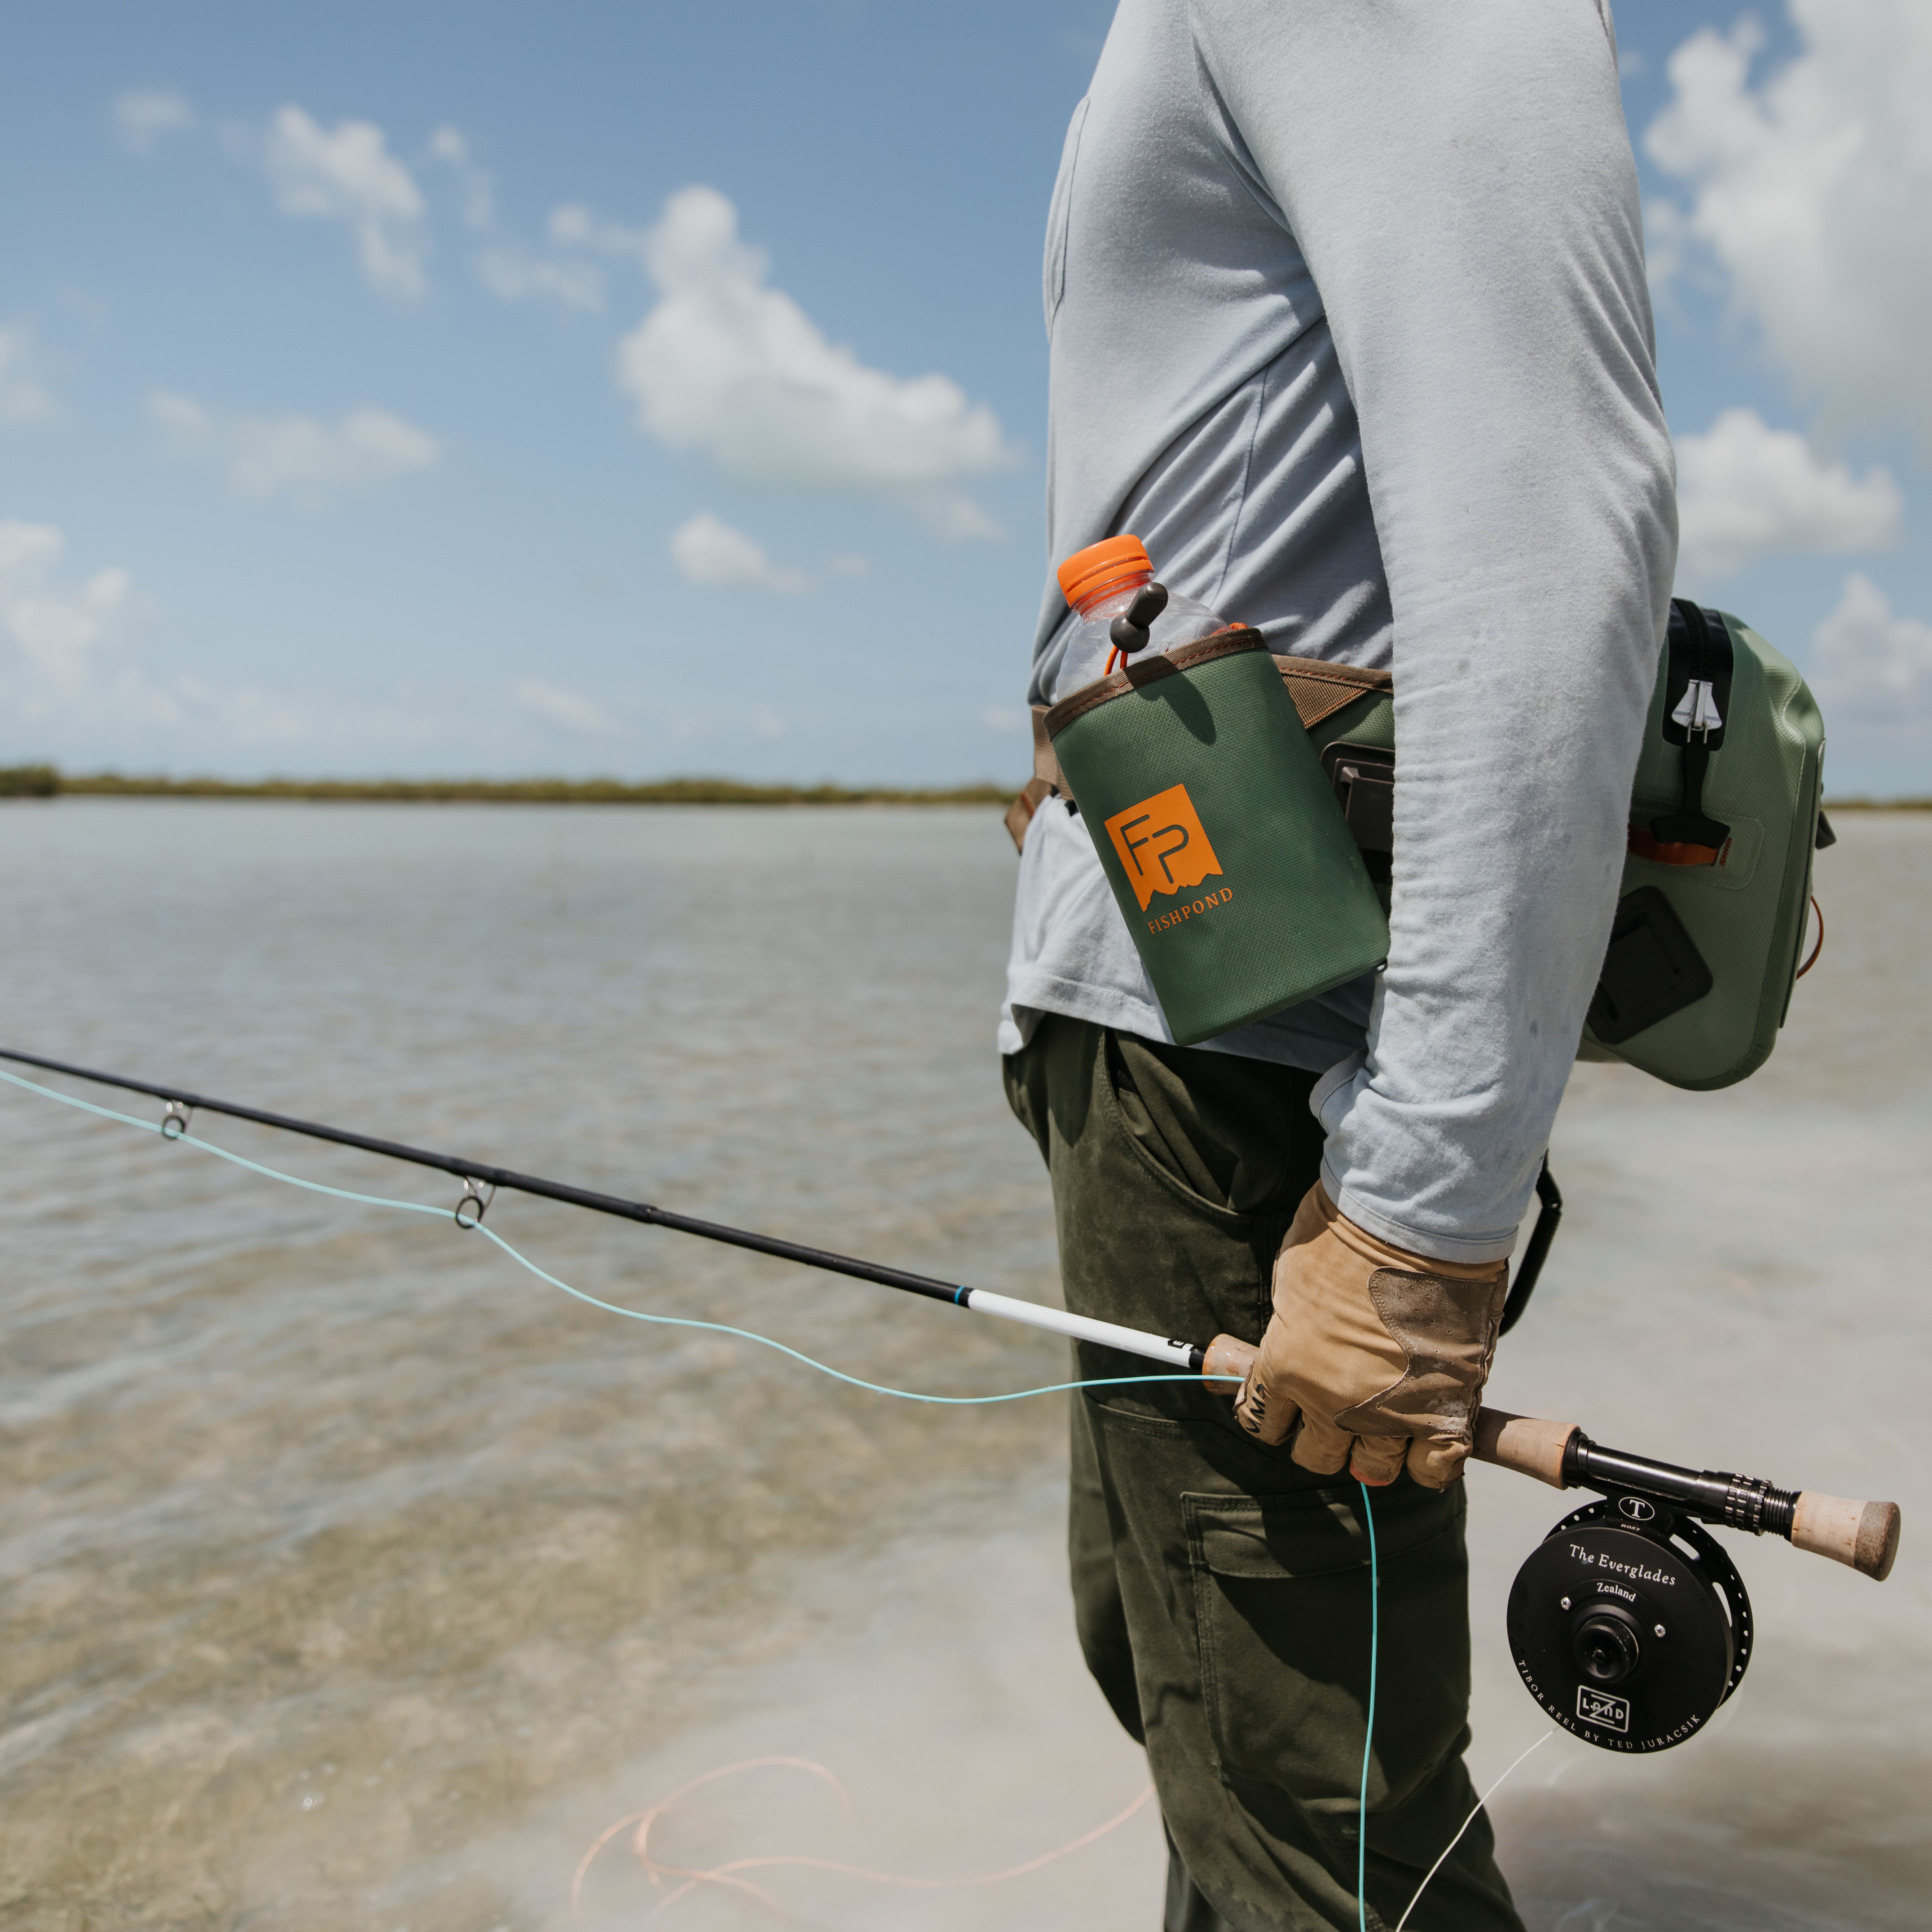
[1184,1480,1470,1813]
[1102,1028,1320,1221]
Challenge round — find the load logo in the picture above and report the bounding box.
[1104,783,1224,914]
[1576,1686,1631,1733]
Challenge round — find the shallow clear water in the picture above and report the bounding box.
[1,801,1926,1930]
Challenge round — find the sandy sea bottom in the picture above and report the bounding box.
[1,801,1927,1931]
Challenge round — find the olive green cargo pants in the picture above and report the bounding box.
[1003,1016,1522,1932]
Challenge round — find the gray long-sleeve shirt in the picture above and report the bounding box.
[1000,0,1677,1263]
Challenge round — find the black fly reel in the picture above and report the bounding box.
[1506,1495,1753,1752]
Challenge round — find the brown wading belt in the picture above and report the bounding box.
[1003,651,1392,852]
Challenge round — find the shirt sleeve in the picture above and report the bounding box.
[1189,0,1678,1261]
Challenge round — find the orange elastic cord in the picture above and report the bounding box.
[1626,823,1723,867]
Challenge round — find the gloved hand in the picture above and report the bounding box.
[1229,1183,1508,1488]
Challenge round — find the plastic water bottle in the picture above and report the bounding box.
[1052,535,1229,704]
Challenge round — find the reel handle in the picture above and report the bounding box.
[1201,1343,1902,1582]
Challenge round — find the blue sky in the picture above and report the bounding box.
[1,0,1926,791]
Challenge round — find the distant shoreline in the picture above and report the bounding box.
[1,766,1927,810]
[0,766,1017,806]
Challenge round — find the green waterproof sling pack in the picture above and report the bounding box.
[1583,599,1827,1088]
[1043,628,1389,1046]
[1307,598,1828,1091]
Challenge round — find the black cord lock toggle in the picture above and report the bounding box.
[1108,582,1169,656]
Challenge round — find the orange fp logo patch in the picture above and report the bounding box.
[1104,783,1224,913]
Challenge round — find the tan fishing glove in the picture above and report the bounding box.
[1230,1183,1508,1488]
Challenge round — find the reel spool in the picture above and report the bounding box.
[1507,1497,1753,1752]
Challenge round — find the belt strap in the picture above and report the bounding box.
[1003,775,1055,851]
[1031,705,1066,792]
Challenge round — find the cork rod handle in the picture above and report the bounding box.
[1791,1492,1902,1582]
[1469,1407,1578,1488]
[1200,1341,1901,1579]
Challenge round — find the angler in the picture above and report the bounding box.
[996,4,1822,1928]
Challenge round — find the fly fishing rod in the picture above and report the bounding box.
[0,1044,1200,1373]
[3,1043,1902,1753]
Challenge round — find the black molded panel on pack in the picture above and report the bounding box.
[1587,886,1714,1046]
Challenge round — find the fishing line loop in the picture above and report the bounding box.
[160,1100,193,1140]
[453,1177,494,1230]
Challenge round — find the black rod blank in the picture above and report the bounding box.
[0,1046,966,1308]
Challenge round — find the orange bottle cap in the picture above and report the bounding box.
[1057,535,1152,610]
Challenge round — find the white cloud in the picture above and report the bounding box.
[1645,3,1932,450]
[1812,573,1932,726]
[514,678,621,736]
[0,324,59,427]
[114,89,195,154]
[172,675,342,745]
[262,106,427,300]
[669,511,811,594]
[907,490,1007,543]
[149,392,440,504]
[981,706,1025,733]
[427,125,493,231]
[476,245,603,314]
[617,186,1017,537]
[0,520,177,743]
[0,521,63,586]
[1639,199,1696,315]
[428,131,608,313]
[0,517,449,756]
[0,522,129,686]
[1674,407,1901,582]
[548,202,651,266]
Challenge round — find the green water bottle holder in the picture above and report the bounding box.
[1040,628,1390,1046]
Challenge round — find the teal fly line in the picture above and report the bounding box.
[0,1064,1239,1407]
[1359,1479,1378,1932]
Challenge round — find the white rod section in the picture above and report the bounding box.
[961,1289,1197,1368]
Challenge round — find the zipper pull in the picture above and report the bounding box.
[1671,679,1724,737]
